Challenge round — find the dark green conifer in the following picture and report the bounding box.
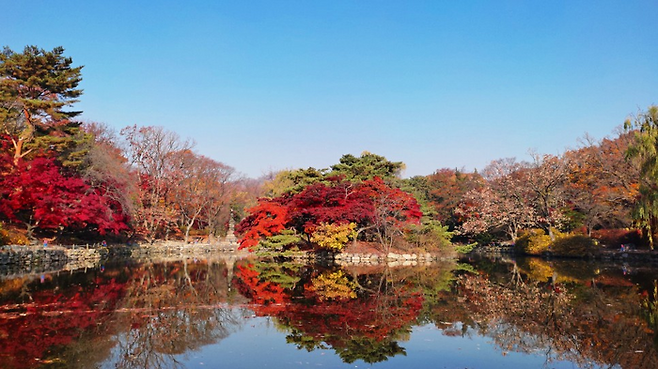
[0,45,84,165]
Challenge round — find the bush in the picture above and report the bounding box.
[591,228,642,248]
[0,223,8,246]
[454,243,476,254]
[515,228,599,258]
[0,224,29,246]
[259,230,303,252]
[550,235,598,257]
[310,222,357,252]
[406,219,453,252]
[514,229,552,255]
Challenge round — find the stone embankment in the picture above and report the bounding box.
[0,240,449,277]
[597,249,658,264]
[473,244,658,264]
[0,240,247,278]
[472,245,515,255]
[0,245,101,278]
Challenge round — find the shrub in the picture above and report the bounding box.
[550,235,598,257]
[514,229,552,255]
[454,243,476,254]
[406,219,453,251]
[0,224,29,246]
[310,222,357,252]
[259,230,303,252]
[591,228,642,248]
[0,223,8,246]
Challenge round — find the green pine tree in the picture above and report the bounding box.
[0,45,84,165]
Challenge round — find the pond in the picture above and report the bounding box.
[0,254,657,368]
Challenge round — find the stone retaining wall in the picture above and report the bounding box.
[0,242,449,276]
[473,245,658,264]
[0,245,101,278]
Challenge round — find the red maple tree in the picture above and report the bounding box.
[0,154,128,237]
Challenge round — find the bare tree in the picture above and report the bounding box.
[121,125,193,242]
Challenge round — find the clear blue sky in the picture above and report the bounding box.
[5,1,657,178]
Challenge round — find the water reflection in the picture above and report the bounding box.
[233,261,428,363]
[107,260,248,369]
[0,258,247,368]
[0,255,657,368]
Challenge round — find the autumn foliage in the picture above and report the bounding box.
[0,152,129,237]
[236,177,422,251]
[1,44,656,251]
[236,200,290,249]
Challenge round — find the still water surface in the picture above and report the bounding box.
[1,255,656,368]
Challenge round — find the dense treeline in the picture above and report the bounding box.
[1,45,656,253]
[236,128,648,255]
[237,113,658,255]
[0,46,259,244]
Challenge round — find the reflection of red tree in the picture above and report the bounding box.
[233,263,290,315]
[233,262,423,344]
[0,277,127,368]
[0,259,239,368]
[279,293,423,345]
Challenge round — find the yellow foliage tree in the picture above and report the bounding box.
[310,222,357,252]
[309,270,357,301]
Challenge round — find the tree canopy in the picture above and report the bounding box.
[0,46,84,164]
[237,177,422,252]
[329,151,405,182]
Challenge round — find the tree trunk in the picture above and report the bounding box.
[352,225,375,247]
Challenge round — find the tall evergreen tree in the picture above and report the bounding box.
[0,45,84,165]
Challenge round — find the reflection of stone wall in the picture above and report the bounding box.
[127,242,245,260]
[0,245,100,278]
[278,251,449,266]
[334,252,446,266]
